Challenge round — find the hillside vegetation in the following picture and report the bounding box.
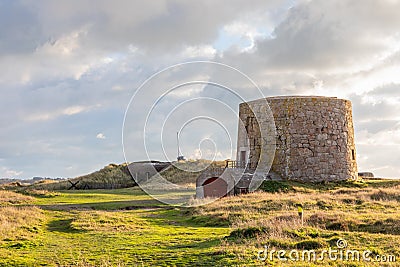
[25,163,135,191]
[0,178,399,266]
[8,160,225,192]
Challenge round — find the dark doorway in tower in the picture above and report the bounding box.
[202,177,228,198]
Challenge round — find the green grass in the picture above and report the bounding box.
[1,179,400,266]
[31,188,154,205]
[0,189,232,266]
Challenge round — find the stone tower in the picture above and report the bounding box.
[237,96,358,182]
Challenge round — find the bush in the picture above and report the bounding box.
[259,181,293,193]
[295,239,326,249]
[326,221,350,231]
[285,228,320,239]
[228,226,270,239]
[20,189,61,198]
[370,190,400,201]
[327,237,341,247]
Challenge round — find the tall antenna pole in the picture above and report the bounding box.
[176,131,185,161]
[177,131,180,158]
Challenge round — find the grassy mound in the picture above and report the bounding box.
[19,160,225,191]
[0,190,34,205]
[27,163,135,191]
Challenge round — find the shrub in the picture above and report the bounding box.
[326,221,350,231]
[259,181,293,193]
[370,190,400,201]
[20,189,61,198]
[228,226,270,239]
[295,239,326,249]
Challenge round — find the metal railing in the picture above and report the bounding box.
[201,161,256,178]
[225,160,244,168]
[224,160,256,170]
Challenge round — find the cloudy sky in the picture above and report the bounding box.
[1,0,400,179]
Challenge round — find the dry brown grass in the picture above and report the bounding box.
[190,182,400,265]
[20,189,62,198]
[0,190,34,205]
[0,206,44,240]
[192,183,400,237]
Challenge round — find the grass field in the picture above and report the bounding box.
[0,179,399,266]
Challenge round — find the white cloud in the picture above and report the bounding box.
[222,21,264,51]
[111,85,124,91]
[357,128,400,146]
[180,45,216,58]
[96,133,106,139]
[168,83,207,98]
[25,105,99,122]
[39,27,86,56]
[1,167,23,178]
[1,0,400,179]
[62,106,87,116]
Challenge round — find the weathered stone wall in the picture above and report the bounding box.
[237,96,358,182]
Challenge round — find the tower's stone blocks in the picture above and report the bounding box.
[237,96,358,182]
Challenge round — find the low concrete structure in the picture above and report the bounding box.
[358,172,374,178]
[128,161,171,183]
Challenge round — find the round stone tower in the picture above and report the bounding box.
[237,96,358,182]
